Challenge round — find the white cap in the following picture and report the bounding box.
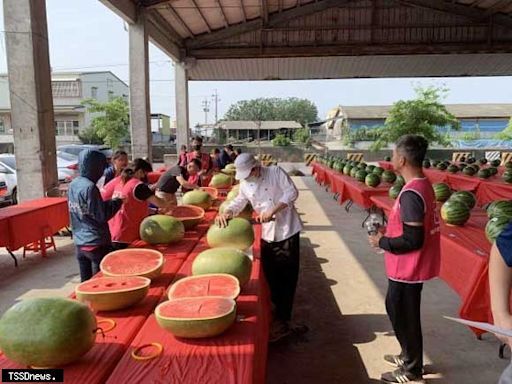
[234,153,259,180]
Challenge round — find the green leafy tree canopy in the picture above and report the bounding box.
[224,97,318,127]
[81,96,130,148]
[495,117,512,141]
[371,86,460,150]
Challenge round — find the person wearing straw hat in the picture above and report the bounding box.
[215,153,306,342]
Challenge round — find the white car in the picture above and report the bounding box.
[0,153,79,205]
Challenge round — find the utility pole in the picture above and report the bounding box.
[201,98,210,125]
[211,89,221,124]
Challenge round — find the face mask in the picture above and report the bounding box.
[193,144,201,151]
[245,175,257,183]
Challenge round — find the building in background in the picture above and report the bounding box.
[0,71,129,145]
[319,104,512,140]
[151,113,171,143]
[217,121,302,142]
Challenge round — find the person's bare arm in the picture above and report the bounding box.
[490,243,512,346]
[176,175,198,190]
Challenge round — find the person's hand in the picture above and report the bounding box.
[493,312,512,347]
[368,232,383,248]
[215,213,231,228]
[257,210,274,223]
[116,196,128,204]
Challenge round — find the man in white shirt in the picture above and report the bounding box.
[216,153,305,342]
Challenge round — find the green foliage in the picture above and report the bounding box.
[293,128,310,144]
[272,133,291,147]
[224,97,318,127]
[78,126,104,145]
[495,117,512,140]
[81,97,130,148]
[459,131,481,141]
[370,86,460,150]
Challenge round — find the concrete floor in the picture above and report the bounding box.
[0,174,509,383]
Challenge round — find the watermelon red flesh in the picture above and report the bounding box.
[168,274,240,300]
[75,276,150,311]
[200,187,219,200]
[170,205,205,230]
[100,249,164,280]
[159,297,234,319]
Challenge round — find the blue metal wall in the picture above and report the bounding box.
[349,118,509,133]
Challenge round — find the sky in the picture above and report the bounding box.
[1,0,512,126]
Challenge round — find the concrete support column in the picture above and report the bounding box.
[4,0,58,201]
[175,63,189,152]
[129,11,152,160]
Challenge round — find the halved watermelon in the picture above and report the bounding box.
[75,276,150,311]
[200,187,219,200]
[100,248,164,280]
[155,297,236,338]
[169,205,205,230]
[168,274,240,300]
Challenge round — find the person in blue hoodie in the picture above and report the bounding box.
[68,149,123,281]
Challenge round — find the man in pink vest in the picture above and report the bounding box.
[369,134,440,383]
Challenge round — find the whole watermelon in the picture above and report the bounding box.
[486,216,512,243]
[182,190,213,210]
[432,160,441,167]
[479,158,488,165]
[343,165,352,175]
[358,162,367,170]
[433,183,451,202]
[437,163,447,171]
[487,200,512,220]
[488,167,498,176]
[505,161,512,169]
[503,171,512,184]
[210,174,233,189]
[365,173,381,188]
[356,170,368,183]
[192,248,252,285]
[463,166,476,176]
[491,159,501,167]
[449,191,476,210]
[0,298,96,367]
[395,175,406,186]
[350,167,359,178]
[477,169,491,179]
[382,170,397,184]
[467,157,476,164]
[441,200,471,226]
[140,215,185,244]
[373,167,384,176]
[366,165,376,173]
[207,218,255,250]
[384,156,391,162]
[422,160,431,169]
[447,165,459,174]
[471,164,480,172]
[389,184,403,200]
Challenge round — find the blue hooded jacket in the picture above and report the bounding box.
[68,150,122,246]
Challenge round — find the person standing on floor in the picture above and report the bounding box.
[68,149,124,282]
[490,222,512,384]
[215,153,306,342]
[368,134,440,383]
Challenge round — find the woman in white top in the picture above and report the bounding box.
[216,153,305,342]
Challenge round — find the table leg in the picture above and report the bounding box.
[6,248,18,267]
[361,209,372,228]
[499,343,508,359]
[345,200,353,213]
[41,238,47,258]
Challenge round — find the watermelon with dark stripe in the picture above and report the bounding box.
[356,170,368,183]
[395,175,405,186]
[366,165,376,173]
[503,171,512,184]
[373,167,384,176]
[384,156,391,161]
[488,167,498,176]
[479,158,488,165]
[433,183,451,202]
[365,173,381,188]
[422,160,431,169]
[382,170,397,184]
[491,159,501,167]
[485,216,512,243]
[478,169,491,179]
[436,163,447,171]
[449,191,476,210]
[506,161,512,169]
[389,184,403,200]
[447,165,459,174]
[463,166,476,176]
[487,200,512,220]
[343,165,352,175]
[441,200,471,226]
[350,167,359,178]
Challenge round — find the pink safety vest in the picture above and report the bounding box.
[384,178,441,283]
[186,152,210,171]
[109,178,150,244]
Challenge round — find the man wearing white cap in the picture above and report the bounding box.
[216,153,305,342]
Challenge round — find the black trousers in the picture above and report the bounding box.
[385,279,424,376]
[261,232,300,322]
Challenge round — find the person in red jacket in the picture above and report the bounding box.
[368,135,440,383]
[186,136,212,185]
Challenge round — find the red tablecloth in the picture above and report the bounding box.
[446,173,483,192]
[147,172,163,184]
[378,161,394,171]
[370,195,394,215]
[423,169,449,185]
[330,173,390,209]
[0,197,69,251]
[106,226,270,384]
[475,179,512,206]
[311,162,331,186]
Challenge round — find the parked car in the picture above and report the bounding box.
[0,153,80,205]
[58,144,112,160]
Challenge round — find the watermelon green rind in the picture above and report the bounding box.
[76,276,150,311]
[100,248,165,280]
[433,183,451,202]
[485,216,512,243]
[365,173,381,188]
[169,205,205,230]
[356,170,368,183]
[155,297,236,338]
[199,187,219,200]
[140,215,185,245]
[441,200,471,226]
[382,171,397,183]
[0,298,96,367]
[206,218,255,250]
[487,200,512,219]
[389,184,403,200]
[219,201,253,220]
[182,190,213,210]
[168,274,240,300]
[209,174,233,189]
[192,247,252,285]
[449,191,476,210]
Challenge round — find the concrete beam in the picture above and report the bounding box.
[146,10,183,61]
[99,0,137,24]
[3,0,58,201]
[175,63,189,153]
[129,11,152,160]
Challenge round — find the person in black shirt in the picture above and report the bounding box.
[220,144,234,168]
[155,159,201,208]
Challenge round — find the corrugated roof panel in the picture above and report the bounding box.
[221,0,245,25]
[195,0,226,30]
[171,0,209,35]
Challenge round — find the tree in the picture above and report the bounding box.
[272,133,291,147]
[370,86,460,150]
[78,126,103,145]
[81,97,130,148]
[495,117,512,140]
[224,97,318,127]
[293,128,310,144]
